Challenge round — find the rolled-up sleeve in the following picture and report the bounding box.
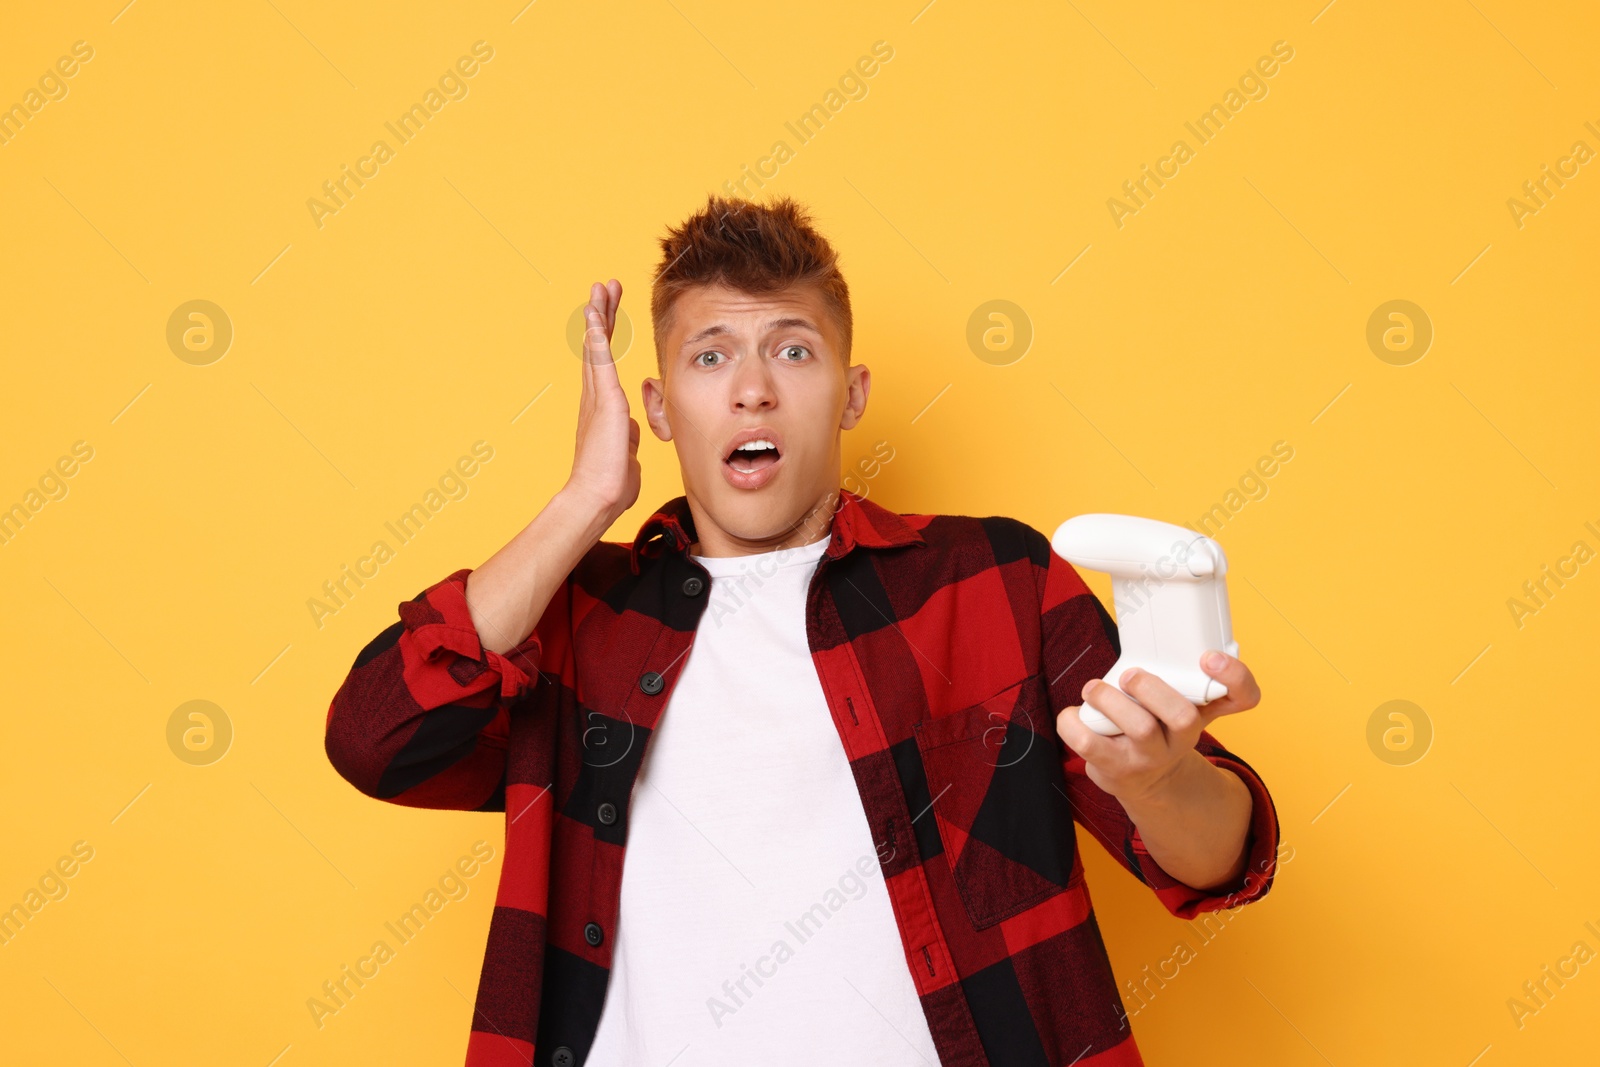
[1126,735,1281,917]
[323,568,544,810]
[399,567,544,699]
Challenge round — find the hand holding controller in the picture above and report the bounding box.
[1050,514,1238,737]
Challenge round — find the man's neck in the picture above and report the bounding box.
[686,486,841,558]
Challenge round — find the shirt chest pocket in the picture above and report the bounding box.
[912,673,1080,930]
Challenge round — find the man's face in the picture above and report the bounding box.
[641,282,869,554]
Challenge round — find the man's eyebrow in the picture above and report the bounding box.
[678,317,822,352]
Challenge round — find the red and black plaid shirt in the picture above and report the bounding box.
[324,488,1281,1067]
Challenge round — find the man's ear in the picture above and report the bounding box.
[641,375,673,442]
[840,363,871,431]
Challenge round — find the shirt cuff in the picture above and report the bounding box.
[397,568,542,699]
[1130,755,1281,920]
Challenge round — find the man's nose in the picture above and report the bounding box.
[731,354,777,408]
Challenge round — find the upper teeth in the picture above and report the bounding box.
[735,439,776,451]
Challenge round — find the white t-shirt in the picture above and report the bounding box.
[585,533,941,1066]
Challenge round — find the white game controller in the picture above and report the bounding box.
[1050,514,1238,737]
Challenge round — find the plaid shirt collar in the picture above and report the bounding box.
[629,487,925,574]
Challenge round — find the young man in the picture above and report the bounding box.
[324,195,1281,1067]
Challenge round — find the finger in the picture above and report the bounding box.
[586,304,629,408]
[1200,651,1261,710]
[1080,678,1161,743]
[606,278,622,333]
[1195,692,1252,730]
[584,302,614,368]
[1056,704,1114,763]
[1119,667,1201,736]
[579,292,597,395]
[580,282,606,382]
[595,280,615,338]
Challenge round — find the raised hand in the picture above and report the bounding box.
[565,279,641,525]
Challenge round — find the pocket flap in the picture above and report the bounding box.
[913,674,1078,929]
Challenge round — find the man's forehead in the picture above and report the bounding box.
[671,285,832,348]
[678,283,825,319]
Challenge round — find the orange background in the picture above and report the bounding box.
[2,2,1597,1064]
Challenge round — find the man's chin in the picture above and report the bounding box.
[688,475,834,549]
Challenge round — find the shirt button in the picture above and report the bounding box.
[552,1047,575,1067]
[597,802,617,825]
[584,921,604,947]
[681,576,704,596]
[639,671,664,695]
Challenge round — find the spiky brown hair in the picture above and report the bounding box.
[650,193,853,375]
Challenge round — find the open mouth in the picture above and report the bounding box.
[725,439,782,474]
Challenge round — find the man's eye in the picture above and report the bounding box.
[780,345,809,361]
[696,351,725,366]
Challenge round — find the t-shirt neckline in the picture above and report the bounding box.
[690,533,831,577]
